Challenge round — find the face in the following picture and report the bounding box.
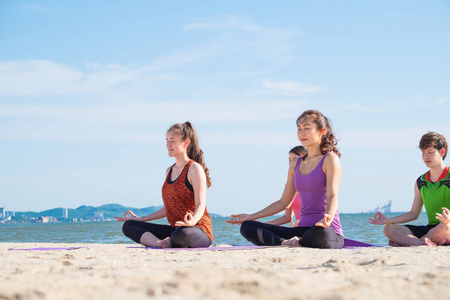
[422,147,445,168]
[166,130,189,157]
[289,152,299,164]
[297,116,325,147]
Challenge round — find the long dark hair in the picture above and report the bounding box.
[289,146,307,156]
[296,110,341,158]
[167,122,212,187]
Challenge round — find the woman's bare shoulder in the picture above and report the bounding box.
[165,166,172,176]
[324,152,341,168]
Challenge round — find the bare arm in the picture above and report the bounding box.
[175,162,207,226]
[324,152,340,219]
[266,208,294,225]
[141,207,166,222]
[313,153,341,228]
[114,207,166,222]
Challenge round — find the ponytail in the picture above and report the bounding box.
[167,122,212,188]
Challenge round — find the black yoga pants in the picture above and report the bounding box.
[122,220,212,248]
[240,220,344,249]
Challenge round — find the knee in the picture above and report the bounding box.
[122,220,135,237]
[171,228,187,240]
[240,221,255,236]
[301,226,341,249]
[437,222,450,232]
[171,228,189,247]
[308,226,327,240]
[427,223,450,245]
[171,227,209,248]
[383,224,394,238]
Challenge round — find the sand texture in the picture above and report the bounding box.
[1,243,449,300]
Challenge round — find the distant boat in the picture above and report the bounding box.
[367,200,392,214]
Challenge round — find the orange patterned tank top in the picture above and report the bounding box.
[161,160,214,241]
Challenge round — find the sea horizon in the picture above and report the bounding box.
[0,213,429,247]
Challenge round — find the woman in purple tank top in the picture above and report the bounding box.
[226,110,344,249]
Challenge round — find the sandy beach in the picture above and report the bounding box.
[1,243,449,300]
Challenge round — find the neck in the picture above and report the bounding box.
[174,153,190,167]
[429,162,446,178]
[306,145,323,157]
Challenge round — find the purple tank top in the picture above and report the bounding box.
[294,153,343,236]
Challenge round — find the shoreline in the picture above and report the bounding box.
[2,242,450,299]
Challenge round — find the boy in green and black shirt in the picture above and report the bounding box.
[369,132,450,246]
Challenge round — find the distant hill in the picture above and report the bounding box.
[13,203,223,221]
[14,203,164,221]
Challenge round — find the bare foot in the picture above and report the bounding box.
[281,236,301,247]
[424,238,437,247]
[156,237,172,248]
[388,240,403,247]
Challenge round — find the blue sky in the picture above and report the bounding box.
[1,1,449,216]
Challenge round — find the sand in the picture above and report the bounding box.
[1,243,449,300]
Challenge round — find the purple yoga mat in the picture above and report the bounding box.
[343,238,377,248]
[127,239,376,251]
[5,240,375,252]
[8,246,88,251]
[127,245,267,251]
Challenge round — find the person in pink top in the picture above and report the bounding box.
[266,146,307,226]
[226,110,344,249]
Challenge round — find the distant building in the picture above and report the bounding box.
[0,207,4,219]
[62,208,68,219]
[368,200,392,214]
[5,211,15,218]
[94,212,104,221]
[39,216,50,223]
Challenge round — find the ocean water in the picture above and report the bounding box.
[0,213,429,247]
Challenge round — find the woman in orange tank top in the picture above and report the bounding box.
[115,122,213,248]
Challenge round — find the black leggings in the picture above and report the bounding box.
[240,220,344,249]
[122,220,212,248]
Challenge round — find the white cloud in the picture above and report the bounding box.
[183,15,293,37]
[0,60,83,96]
[182,16,297,65]
[262,80,322,96]
[0,60,138,96]
[0,120,161,144]
[144,40,229,72]
[0,118,298,146]
[0,99,307,143]
[417,97,449,108]
[0,100,305,124]
[0,17,299,98]
[4,100,448,148]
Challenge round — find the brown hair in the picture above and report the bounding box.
[296,110,341,158]
[167,122,211,188]
[289,146,307,156]
[419,132,448,160]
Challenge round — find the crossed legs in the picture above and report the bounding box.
[122,220,212,248]
[240,220,344,249]
[384,223,450,247]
